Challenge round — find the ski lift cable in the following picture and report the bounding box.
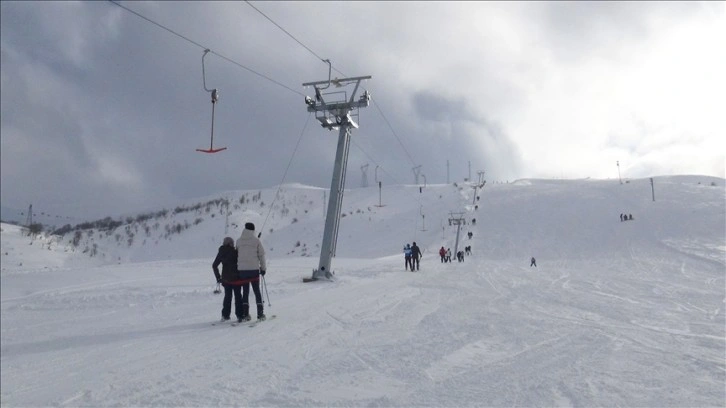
[111,0,414,180]
[240,2,418,170]
[244,1,328,64]
[369,100,417,168]
[350,139,401,186]
[107,0,304,97]
[258,112,313,236]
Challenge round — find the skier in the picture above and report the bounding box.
[439,246,446,263]
[236,222,267,322]
[411,241,422,271]
[212,237,242,322]
[620,213,623,222]
[445,248,452,263]
[403,243,413,271]
[457,250,464,262]
[530,257,537,267]
[629,214,633,220]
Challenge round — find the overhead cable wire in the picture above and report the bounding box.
[370,99,417,167]
[244,1,328,63]
[350,139,401,185]
[107,0,304,97]
[259,112,313,234]
[242,1,419,174]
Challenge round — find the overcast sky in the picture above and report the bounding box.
[2,1,724,220]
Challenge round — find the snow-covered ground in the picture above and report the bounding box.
[2,176,725,407]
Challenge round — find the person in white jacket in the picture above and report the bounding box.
[236,222,267,321]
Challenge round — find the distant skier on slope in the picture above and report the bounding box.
[212,237,242,322]
[411,242,422,271]
[439,246,446,263]
[530,257,537,267]
[404,243,413,271]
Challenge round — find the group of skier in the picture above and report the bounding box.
[211,222,267,323]
[438,246,452,263]
[403,242,422,271]
[438,246,467,263]
[620,213,634,222]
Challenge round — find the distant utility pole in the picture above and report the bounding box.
[617,161,622,184]
[412,165,422,185]
[303,71,371,281]
[25,204,33,227]
[361,163,369,188]
[473,170,486,205]
[224,201,230,234]
[650,177,655,202]
[448,211,466,257]
[446,160,450,184]
[374,164,385,207]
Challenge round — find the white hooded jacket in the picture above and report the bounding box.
[236,228,266,271]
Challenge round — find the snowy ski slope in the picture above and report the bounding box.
[1,176,724,407]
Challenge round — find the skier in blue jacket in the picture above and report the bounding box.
[403,244,413,271]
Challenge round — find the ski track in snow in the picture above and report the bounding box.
[2,178,725,407]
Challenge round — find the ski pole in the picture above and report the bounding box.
[262,275,271,307]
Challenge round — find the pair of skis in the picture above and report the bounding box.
[213,314,276,327]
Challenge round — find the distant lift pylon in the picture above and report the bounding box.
[197,49,227,153]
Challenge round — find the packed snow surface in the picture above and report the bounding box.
[2,176,724,407]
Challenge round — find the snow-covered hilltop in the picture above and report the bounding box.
[2,176,724,407]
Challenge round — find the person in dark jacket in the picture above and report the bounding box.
[411,242,422,271]
[213,237,242,322]
[403,244,413,271]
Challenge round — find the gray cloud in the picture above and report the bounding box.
[1,1,722,221]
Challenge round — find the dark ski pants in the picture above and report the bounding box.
[440,255,445,263]
[405,256,412,271]
[412,257,420,271]
[221,284,243,319]
[242,280,264,318]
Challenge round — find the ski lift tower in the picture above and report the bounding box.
[449,211,466,257]
[302,74,371,281]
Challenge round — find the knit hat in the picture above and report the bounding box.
[245,222,255,231]
[223,237,234,246]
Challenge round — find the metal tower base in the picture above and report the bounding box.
[303,267,334,283]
